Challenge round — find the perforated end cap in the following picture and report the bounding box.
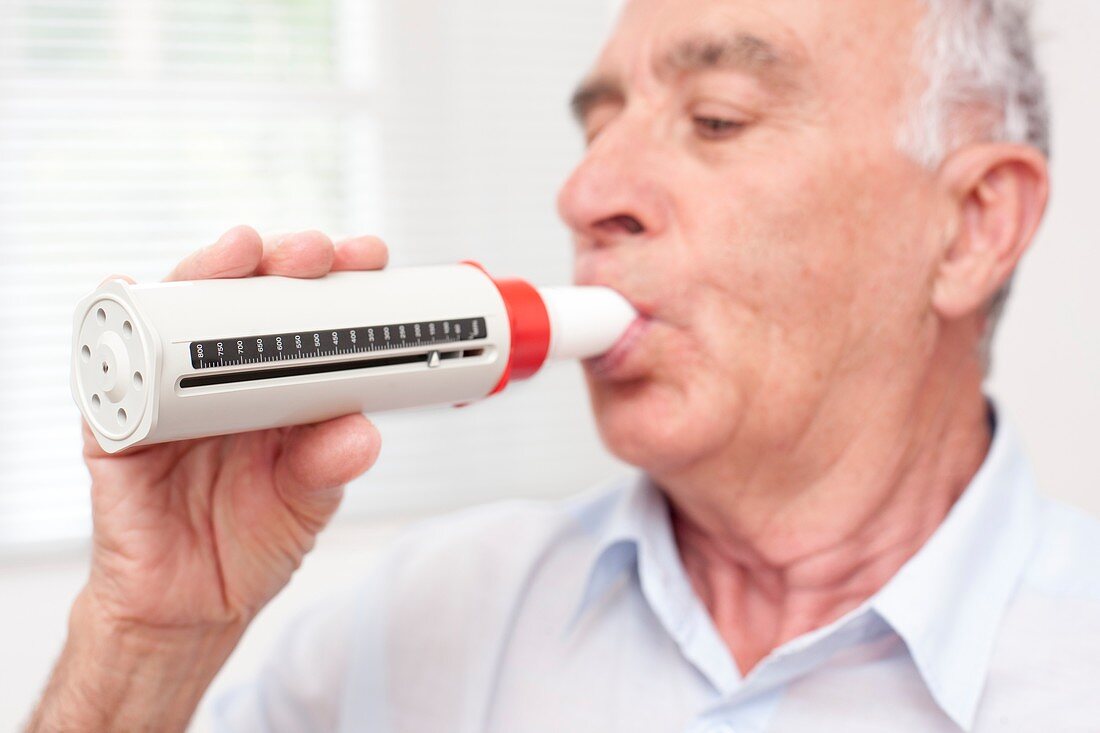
[72,290,152,449]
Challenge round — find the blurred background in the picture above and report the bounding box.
[0,0,1096,729]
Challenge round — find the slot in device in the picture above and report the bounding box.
[178,347,485,389]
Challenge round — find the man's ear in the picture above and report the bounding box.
[932,143,1050,320]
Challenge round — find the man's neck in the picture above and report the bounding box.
[657,363,992,675]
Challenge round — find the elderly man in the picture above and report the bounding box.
[27,0,1100,731]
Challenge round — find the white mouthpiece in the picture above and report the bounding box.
[537,286,638,361]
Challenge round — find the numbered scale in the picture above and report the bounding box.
[189,316,486,369]
[183,317,489,388]
[72,262,636,453]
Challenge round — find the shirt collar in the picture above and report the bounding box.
[870,414,1042,731]
[568,472,691,633]
[568,410,1042,731]
[566,471,742,690]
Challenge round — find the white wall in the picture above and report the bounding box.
[0,2,1097,731]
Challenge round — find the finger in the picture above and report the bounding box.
[165,225,264,282]
[331,235,389,272]
[257,230,335,278]
[273,414,382,512]
[81,418,111,460]
[97,274,136,287]
[80,415,194,463]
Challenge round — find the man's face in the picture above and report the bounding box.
[558,0,944,479]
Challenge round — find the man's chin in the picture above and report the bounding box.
[589,383,698,473]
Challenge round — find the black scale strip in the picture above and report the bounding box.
[189,317,488,370]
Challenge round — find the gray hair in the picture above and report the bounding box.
[902,0,1050,165]
[899,0,1050,365]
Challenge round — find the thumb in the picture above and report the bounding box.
[273,414,382,526]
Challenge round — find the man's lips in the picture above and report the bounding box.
[571,278,658,375]
[584,314,653,376]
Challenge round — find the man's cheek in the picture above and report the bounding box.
[652,330,745,415]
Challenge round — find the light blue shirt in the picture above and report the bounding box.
[213,416,1100,732]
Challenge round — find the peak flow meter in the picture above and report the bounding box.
[72,262,637,454]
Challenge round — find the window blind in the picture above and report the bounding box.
[0,0,625,553]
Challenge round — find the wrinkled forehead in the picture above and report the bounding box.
[593,0,925,101]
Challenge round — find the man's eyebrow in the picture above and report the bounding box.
[569,32,802,126]
[570,77,625,127]
[658,32,799,83]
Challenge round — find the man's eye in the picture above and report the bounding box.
[692,116,745,140]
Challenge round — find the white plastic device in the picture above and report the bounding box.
[71,262,636,453]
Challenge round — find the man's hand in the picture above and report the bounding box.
[27,226,388,733]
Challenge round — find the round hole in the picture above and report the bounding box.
[123,321,133,338]
[102,362,109,374]
[133,372,143,389]
[81,345,91,362]
[117,408,127,425]
[96,308,106,325]
[91,394,101,409]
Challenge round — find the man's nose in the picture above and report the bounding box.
[556,116,670,249]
